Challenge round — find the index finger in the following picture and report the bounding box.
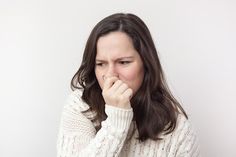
[103,76,119,91]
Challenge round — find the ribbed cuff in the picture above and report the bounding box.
[105,105,133,130]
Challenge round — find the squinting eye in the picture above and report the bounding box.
[96,63,104,66]
[119,61,131,65]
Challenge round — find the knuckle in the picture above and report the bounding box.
[118,95,124,100]
[116,80,122,85]
[123,83,128,89]
[129,88,133,93]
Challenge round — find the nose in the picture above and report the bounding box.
[105,64,119,78]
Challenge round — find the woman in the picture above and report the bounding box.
[57,13,200,157]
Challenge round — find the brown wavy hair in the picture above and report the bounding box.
[71,13,188,142]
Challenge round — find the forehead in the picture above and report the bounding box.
[96,31,137,58]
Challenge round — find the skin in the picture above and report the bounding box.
[95,31,145,109]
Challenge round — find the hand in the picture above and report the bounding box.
[102,76,133,109]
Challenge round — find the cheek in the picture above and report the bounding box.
[120,71,138,81]
[119,66,144,92]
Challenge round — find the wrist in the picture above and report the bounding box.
[104,104,133,130]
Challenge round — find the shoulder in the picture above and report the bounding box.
[62,89,97,120]
[161,114,193,137]
[175,113,195,134]
[161,113,198,142]
[172,114,200,151]
[163,114,200,156]
[59,89,97,133]
[64,89,90,112]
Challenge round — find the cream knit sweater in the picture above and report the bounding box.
[57,90,200,157]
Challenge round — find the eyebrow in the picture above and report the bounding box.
[95,56,134,62]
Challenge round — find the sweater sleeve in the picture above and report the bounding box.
[57,90,133,157]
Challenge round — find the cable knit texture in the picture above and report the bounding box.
[57,89,200,157]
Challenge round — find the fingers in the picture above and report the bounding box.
[115,83,128,95]
[101,74,134,109]
[103,77,130,96]
[123,88,133,99]
[103,76,119,91]
[103,77,133,102]
[110,80,123,91]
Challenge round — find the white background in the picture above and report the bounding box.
[0,0,235,156]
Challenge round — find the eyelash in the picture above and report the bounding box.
[95,61,131,66]
[119,61,131,64]
[96,63,104,66]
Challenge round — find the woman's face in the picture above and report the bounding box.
[95,31,145,95]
